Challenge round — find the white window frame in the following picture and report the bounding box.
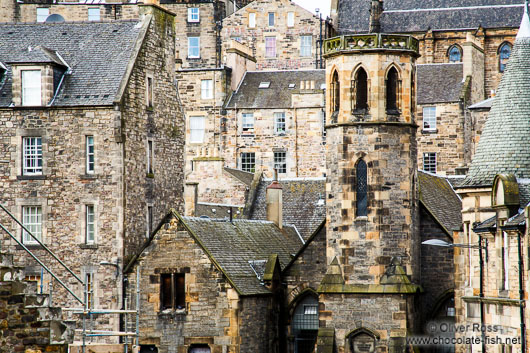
[85,205,95,244]
[88,8,100,21]
[188,7,200,22]
[423,152,436,173]
[274,151,287,174]
[422,106,437,131]
[189,116,205,143]
[287,12,295,27]
[265,37,276,58]
[249,12,256,28]
[188,37,200,59]
[201,79,213,100]
[22,206,42,244]
[242,113,254,134]
[274,112,286,134]
[22,70,42,106]
[23,137,43,176]
[36,8,49,23]
[268,12,275,27]
[86,135,95,174]
[240,152,255,172]
[300,35,312,57]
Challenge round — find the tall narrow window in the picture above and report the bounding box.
[499,43,512,73]
[201,79,213,99]
[268,12,275,26]
[502,232,509,290]
[448,45,462,63]
[189,116,205,143]
[146,76,153,107]
[300,35,312,57]
[188,37,200,58]
[331,71,340,115]
[422,107,436,131]
[147,205,153,237]
[242,113,254,134]
[287,12,295,27]
[265,37,276,58]
[356,160,367,217]
[240,152,255,172]
[36,8,49,22]
[274,112,286,134]
[85,272,94,309]
[22,70,42,106]
[86,136,94,174]
[22,206,42,244]
[86,205,95,244]
[88,8,100,21]
[147,140,154,174]
[353,67,368,113]
[292,296,319,353]
[188,7,200,22]
[23,137,43,176]
[274,151,287,174]
[386,67,398,113]
[249,13,256,28]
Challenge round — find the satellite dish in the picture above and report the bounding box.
[45,14,65,23]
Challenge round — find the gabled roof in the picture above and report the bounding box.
[336,0,522,34]
[0,21,145,107]
[225,70,325,109]
[417,64,464,104]
[7,46,67,67]
[468,97,494,110]
[224,167,254,186]
[418,171,462,234]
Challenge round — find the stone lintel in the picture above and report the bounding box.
[193,157,224,161]
[325,121,418,129]
[317,283,422,294]
[462,296,524,307]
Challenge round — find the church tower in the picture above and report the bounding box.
[318,33,422,353]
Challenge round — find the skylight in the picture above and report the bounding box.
[288,83,296,89]
[259,81,271,89]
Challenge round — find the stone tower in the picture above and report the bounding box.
[318,34,422,353]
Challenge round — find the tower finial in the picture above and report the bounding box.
[516,0,530,39]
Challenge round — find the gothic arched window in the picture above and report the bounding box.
[331,70,340,116]
[356,159,367,217]
[292,295,319,353]
[386,67,399,114]
[448,45,462,62]
[352,67,368,113]
[499,42,512,73]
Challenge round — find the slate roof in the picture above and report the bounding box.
[460,35,530,187]
[473,215,497,233]
[0,21,143,107]
[225,70,325,109]
[418,171,462,234]
[180,216,303,296]
[195,202,245,219]
[7,46,67,67]
[224,167,254,186]
[417,64,464,104]
[468,97,494,110]
[336,0,522,34]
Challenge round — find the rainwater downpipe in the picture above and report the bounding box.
[518,231,526,353]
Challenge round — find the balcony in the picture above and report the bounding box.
[323,34,419,56]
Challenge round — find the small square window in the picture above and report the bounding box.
[188,37,200,58]
[188,7,200,22]
[423,152,436,173]
[201,79,213,99]
[249,12,256,28]
[240,152,255,172]
[300,35,312,57]
[265,37,276,58]
[242,113,254,134]
[36,8,49,22]
[268,12,275,27]
[86,135,94,174]
[274,151,287,174]
[287,12,294,27]
[88,8,100,21]
[23,137,43,176]
[274,112,286,134]
[22,70,42,106]
[190,116,205,143]
[22,206,42,244]
[422,107,436,131]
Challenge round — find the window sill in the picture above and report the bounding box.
[187,21,200,24]
[241,133,255,137]
[146,172,155,179]
[422,129,438,134]
[187,57,201,60]
[158,308,187,316]
[16,244,43,250]
[275,132,286,136]
[79,244,98,250]
[80,174,96,180]
[17,175,46,180]
[355,216,368,222]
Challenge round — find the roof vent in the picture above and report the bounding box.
[288,83,296,89]
[259,81,270,89]
[45,14,65,23]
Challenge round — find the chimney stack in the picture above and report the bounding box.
[266,170,283,229]
[369,0,383,33]
[184,182,199,216]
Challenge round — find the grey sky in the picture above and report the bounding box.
[293,0,331,18]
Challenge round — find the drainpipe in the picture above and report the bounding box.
[479,235,486,353]
[518,231,526,353]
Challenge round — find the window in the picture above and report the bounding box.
[88,8,100,21]
[85,205,95,244]
[422,107,436,131]
[22,70,42,106]
[249,12,256,28]
[188,7,199,22]
[274,112,286,134]
[242,113,254,134]
[274,151,286,174]
[386,67,399,113]
[423,152,436,173]
[331,71,340,115]
[241,152,255,172]
[36,8,49,22]
[292,296,319,353]
[265,37,276,58]
[268,12,275,26]
[22,206,42,244]
[85,272,94,309]
[147,205,153,237]
[189,116,205,143]
[321,110,326,141]
[356,159,367,217]
[448,45,462,62]
[189,345,211,353]
[147,140,154,174]
[160,273,185,310]
[352,67,368,113]
[201,79,213,99]
[188,37,200,58]
[86,136,94,174]
[502,232,509,290]
[300,35,312,57]
[287,12,295,27]
[23,137,42,176]
[146,76,153,107]
[499,42,512,73]
[232,36,242,43]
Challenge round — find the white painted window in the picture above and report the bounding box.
[22,206,42,244]
[22,70,42,106]
[300,35,312,57]
[85,205,95,244]
[188,37,200,58]
[249,12,256,28]
[287,12,295,27]
[274,112,286,134]
[274,151,287,174]
[423,106,436,131]
[188,7,200,22]
[240,152,255,172]
[268,12,275,26]
[201,79,213,99]
[423,152,436,173]
[88,8,100,21]
[242,113,254,134]
[265,37,276,58]
[23,137,43,176]
[86,136,94,174]
[36,8,49,22]
[190,116,205,143]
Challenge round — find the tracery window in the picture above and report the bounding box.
[448,45,462,62]
[499,42,512,73]
[356,159,367,217]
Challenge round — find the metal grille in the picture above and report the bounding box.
[356,160,367,217]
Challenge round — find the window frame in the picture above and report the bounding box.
[86,135,95,174]
[423,152,436,173]
[85,204,95,244]
[274,112,286,135]
[146,74,154,108]
[300,35,312,57]
[160,273,186,311]
[355,159,368,217]
[88,7,100,21]
[189,116,206,143]
[188,37,200,59]
[23,136,43,176]
[268,12,275,27]
[21,70,42,106]
[36,7,49,23]
[422,106,437,131]
[187,7,200,23]
[448,45,462,63]
[22,205,42,244]
[240,152,256,173]
[287,12,295,27]
[147,139,154,174]
[274,151,287,174]
[201,79,213,100]
[147,204,153,238]
[265,36,277,58]
[242,113,254,134]
[249,12,256,28]
[85,272,94,309]
[499,42,512,73]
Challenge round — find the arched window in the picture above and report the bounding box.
[499,42,512,73]
[386,67,399,114]
[348,328,378,353]
[448,45,462,62]
[292,295,319,353]
[356,159,367,217]
[331,70,340,116]
[352,67,368,113]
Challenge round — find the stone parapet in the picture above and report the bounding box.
[324,34,420,57]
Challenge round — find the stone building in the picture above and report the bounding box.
[453,8,530,353]
[0,3,184,344]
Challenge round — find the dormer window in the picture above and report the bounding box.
[22,70,42,106]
